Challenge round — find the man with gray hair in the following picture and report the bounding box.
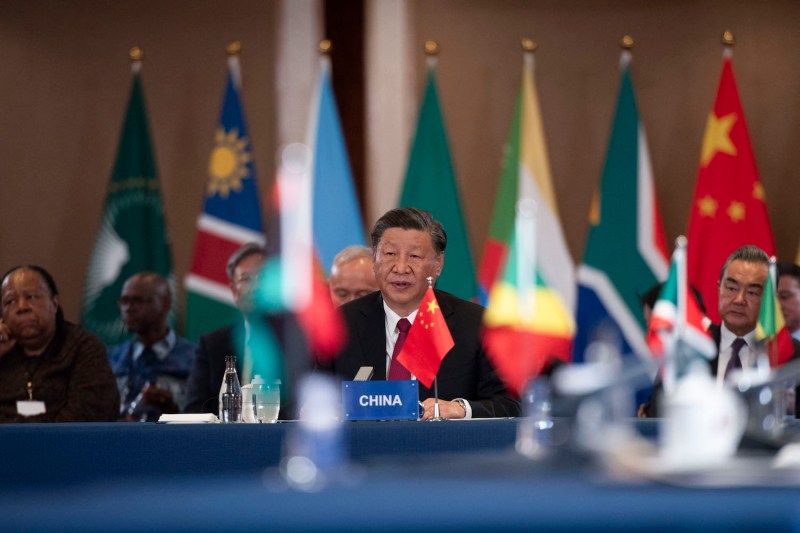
[711,244,771,383]
[318,207,519,419]
[644,244,800,416]
[329,245,378,306]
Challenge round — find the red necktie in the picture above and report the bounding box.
[388,318,412,380]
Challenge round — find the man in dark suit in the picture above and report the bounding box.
[319,207,519,419]
[643,245,800,417]
[710,245,774,382]
[777,261,800,342]
[184,242,265,415]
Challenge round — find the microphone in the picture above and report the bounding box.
[353,366,374,381]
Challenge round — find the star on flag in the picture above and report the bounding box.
[701,112,737,166]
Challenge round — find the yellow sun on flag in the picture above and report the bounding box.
[207,127,252,198]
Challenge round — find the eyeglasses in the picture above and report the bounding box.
[234,274,260,287]
[117,295,157,307]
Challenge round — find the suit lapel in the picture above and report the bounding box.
[435,289,454,324]
[362,293,389,380]
[709,323,722,375]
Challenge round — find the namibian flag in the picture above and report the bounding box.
[483,202,574,396]
[184,45,265,340]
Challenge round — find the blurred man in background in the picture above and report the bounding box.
[778,261,800,341]
[185,242,265,414]
[328,245,378,306]
[108,272,195,421]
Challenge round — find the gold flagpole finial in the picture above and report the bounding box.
[226,41,241,56]
[521,38,537,52]
[424,40,439,56]
[721,30,735,47]
[319,39,332,54]
[129,46,144,62]
[620,35,634,50]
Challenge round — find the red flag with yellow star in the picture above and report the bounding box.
[687,52,775,323]
[397,287,454,388]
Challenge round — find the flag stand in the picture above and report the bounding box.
[428,377,445,422]
[426,275,446,422]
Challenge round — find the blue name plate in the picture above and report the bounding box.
[342,380,418,420]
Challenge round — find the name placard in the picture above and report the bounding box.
[342,380,418,420]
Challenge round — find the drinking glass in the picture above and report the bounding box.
[253,382,281,423]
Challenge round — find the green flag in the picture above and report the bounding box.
[81,62,173,346]
[399,65,476,300]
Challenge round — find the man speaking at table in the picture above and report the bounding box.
[318,207,519,419]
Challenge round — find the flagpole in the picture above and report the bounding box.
[226,40,242,90]
[664,236,688,395]
[619,34,633,69]
[129,45,143,74]
[522,37,536,73]
[427,276,446,422]
[516,198,537,396]
[424,40,438,70]
[768,256,778,368]
[721,29,735,59]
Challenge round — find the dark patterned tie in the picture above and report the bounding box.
[724,337,746,380]
[388,318,412,380]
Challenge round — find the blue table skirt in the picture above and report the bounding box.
[2,418,800,532]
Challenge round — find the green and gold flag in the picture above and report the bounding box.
[81,59,173,345]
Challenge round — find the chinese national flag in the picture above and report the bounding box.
[397,287,454,388]
[686,52,775,323]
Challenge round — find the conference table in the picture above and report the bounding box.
[2,418,800,532]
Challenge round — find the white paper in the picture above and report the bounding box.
[157,413,218,424]
[17,400,46,417]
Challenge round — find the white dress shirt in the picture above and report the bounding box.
[715,323,757,387]
[382,301,472,419]
[382,301,418,377]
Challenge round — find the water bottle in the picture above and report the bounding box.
[218,355,242,423]
[281,374,345,491]
[516,377,552,458]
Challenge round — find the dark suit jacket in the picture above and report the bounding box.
[185,324,237,415]
[643,323,800,417]
[317,290,520,418]
[184,315,308,419]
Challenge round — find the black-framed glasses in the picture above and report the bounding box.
[117,295,157,307]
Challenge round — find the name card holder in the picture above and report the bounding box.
[342,380,418,420]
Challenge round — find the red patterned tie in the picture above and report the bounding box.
[388,318,412,380]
